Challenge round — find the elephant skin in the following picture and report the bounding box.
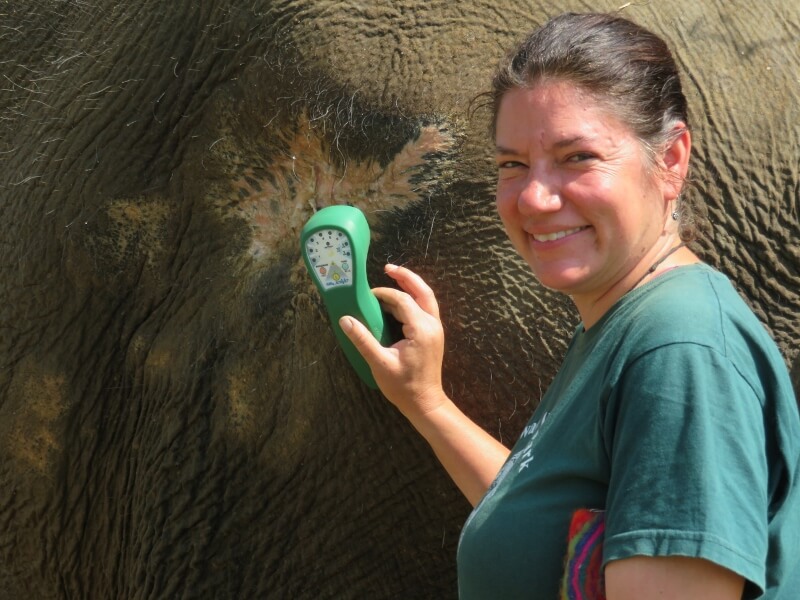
[1,1,798,598]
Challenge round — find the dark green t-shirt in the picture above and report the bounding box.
[457,265,800,599]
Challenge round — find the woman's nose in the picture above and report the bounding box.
[517,171,560,214]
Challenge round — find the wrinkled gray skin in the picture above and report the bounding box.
[1,1,798,597]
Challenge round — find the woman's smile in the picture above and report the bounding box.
[529,225,590,243]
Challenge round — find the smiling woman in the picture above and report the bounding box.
[341,12,800,600]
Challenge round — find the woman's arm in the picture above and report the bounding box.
[605,556,745,600]
[340,265,510,506]
[400,393,511,507]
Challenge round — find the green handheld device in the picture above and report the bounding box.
[300,205,396,388]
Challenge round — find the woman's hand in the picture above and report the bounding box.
[339,264,446,419]
[341,264,511,505]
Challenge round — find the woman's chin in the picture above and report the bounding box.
[528,264,592,295]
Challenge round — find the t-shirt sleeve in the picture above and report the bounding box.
[601,341,768,596]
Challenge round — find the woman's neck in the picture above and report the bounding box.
[574,243,701,330]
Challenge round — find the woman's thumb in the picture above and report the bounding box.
[339,316,382,364]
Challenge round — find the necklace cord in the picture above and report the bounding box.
[630,242,686,290]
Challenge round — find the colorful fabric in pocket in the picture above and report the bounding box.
[559,508,606,600]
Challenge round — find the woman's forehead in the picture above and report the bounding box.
[502,79,600,108]
[495,84,631,148]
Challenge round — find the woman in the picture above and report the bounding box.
[340,13,800,600]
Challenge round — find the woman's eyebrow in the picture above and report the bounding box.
[553,135,589,149]
[495,144,520,155]
[495,136,591,155]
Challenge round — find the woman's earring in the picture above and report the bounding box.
[671,210,680,221]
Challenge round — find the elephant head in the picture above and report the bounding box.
[1,1,797,597]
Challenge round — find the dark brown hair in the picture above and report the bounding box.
[489,13,701,241]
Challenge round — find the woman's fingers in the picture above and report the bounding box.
[372,287,422,330]
[383,264,440,319]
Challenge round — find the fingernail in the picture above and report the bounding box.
[385,263,398,272]
[339,316,352,331]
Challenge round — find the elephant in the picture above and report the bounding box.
[1,0,798,597]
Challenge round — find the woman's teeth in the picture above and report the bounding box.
[532,226,584,242]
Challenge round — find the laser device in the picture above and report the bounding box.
[300,205,397,388]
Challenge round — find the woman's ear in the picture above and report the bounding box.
[660,124,691,201]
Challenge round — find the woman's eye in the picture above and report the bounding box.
[497,160,525,169]
[566,152,594,162]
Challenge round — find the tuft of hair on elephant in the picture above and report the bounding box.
[1,1,797,598]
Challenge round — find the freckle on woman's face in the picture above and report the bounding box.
[494,81,667,299]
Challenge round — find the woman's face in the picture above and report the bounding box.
[494,81,671,303]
